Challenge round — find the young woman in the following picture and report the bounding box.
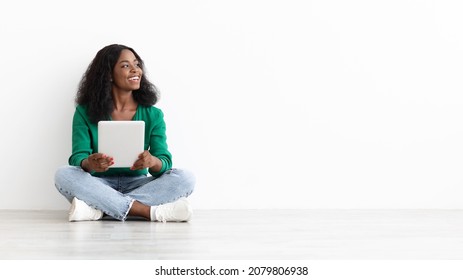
[54,44,195,222]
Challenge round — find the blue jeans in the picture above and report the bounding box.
[54,166,195,221]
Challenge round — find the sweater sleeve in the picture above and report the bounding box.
[68,107,93,167]
[148,108,173,177]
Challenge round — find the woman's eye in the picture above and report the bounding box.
[122,64,129,68]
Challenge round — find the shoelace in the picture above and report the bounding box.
[156,207,169,223]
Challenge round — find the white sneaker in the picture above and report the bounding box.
[154,198,193,222]
[69,197,103,222]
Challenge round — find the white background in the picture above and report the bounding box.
[0,0,462,210]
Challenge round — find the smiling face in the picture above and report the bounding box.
[112,49,143,92]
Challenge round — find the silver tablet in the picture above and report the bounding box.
[98,121,145,168]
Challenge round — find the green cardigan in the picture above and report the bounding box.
[68,105,172,177]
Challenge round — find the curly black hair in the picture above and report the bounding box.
[75,44,160,123]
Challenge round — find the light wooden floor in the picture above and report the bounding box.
[0,209,462,260]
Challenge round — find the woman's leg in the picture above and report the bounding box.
[123,168,195,206]
[127,201,151,219]
[54,166,133,221]
[123,168,195,221]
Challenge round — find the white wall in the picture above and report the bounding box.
[1,0,462,210]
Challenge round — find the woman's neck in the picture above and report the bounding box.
[111,90,138,120]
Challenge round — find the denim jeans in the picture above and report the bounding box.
[54,166,195,221]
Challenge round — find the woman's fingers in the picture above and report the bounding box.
[89,153,114,171]
[131,151,151,170]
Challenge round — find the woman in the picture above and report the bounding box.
[54,44,195,222]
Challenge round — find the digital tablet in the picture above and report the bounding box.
[98,121,145,168]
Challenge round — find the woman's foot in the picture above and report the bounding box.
[69,197,103,222]
[151,198,193,222]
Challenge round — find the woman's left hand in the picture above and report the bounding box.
[130,151,162,171]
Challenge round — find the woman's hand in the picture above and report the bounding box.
[131,151,162,172]
[81,153,114,172]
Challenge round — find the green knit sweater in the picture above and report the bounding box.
[68,105,172,177]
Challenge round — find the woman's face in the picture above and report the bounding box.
[112,49,143,91]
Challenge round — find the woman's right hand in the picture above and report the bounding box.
[81,153,114,172]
